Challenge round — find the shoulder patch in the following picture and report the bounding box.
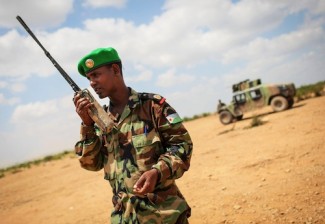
[166,113,182,124]
[139,93,166,105]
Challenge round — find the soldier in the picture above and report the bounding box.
[73,47,193,224]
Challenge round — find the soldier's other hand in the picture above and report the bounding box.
[73,93,94,126]
[133,169,159,195]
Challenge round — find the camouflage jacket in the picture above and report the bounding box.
[75,88,193,224]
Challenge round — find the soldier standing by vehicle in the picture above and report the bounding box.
[73,47,193,224]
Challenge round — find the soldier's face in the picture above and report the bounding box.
[86,65,115,98]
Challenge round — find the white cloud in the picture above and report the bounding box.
[11,100,59,123]
[0,93,20,106]
[223,25,325,63]
[0,30,58,79]
[0,81,8,88]
[285,0,325,15]
[1,95,80,167]
[0,0,73,29]
[82,0,126,8]
[2,0,323,81]
[10,82,26,92]
[156,69,195,88]
[0,81,24,106]
[125,64,153,82]
[166,75,223,117]
[220,24,325,86]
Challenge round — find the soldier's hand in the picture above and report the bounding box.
[133,169,159,195]
[73,93,94,126]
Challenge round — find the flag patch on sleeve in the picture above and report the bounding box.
[166,113,182,124]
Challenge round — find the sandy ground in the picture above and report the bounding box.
[0,96,324,224]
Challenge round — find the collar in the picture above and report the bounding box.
[127,87,141,109]
[108,87,140,110]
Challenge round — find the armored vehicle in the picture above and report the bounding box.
[217,79,296,125]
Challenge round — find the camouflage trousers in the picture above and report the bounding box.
[175,210,189,224]
[110,210,189,224]
[110,193,191,224]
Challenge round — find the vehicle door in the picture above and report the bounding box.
[233,92,248,113]
[248,87,265,109]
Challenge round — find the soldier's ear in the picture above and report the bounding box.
[112,64,120,75]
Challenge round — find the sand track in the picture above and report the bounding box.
[1,97,324,224]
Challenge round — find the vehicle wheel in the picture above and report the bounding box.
[288,98,294,108]
[271,96,289,112]
[236,115,243,120]
[234,107,243,120]
[219,111,233,125]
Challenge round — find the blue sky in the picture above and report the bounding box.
[0,0,324,168]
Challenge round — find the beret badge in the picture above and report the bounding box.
[85,59,94,68]
[78,47,120,77]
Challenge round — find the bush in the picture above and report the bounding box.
[0,150,73,178]
[244,115,265,129]
[250,116,264,127]
[183,112,211,122]
[296,81,325,101]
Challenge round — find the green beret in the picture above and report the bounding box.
[78,47,121,76]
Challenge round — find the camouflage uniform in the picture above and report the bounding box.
[75,88,193,224]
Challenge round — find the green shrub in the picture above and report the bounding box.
[244,115,265,129]
[251,116,264,127]
[296,81,325,100]
[183,112,211,122]
[0,150,73,178]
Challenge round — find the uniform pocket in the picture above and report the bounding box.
[131,134,161,170]
[132,133,151,150]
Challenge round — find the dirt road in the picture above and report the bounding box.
[0,97,324,224]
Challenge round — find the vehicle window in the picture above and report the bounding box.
[250,89,262,100]
[234,93,246,104]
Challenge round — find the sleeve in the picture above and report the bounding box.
[74,124,105,171]
[151,101,193,183]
